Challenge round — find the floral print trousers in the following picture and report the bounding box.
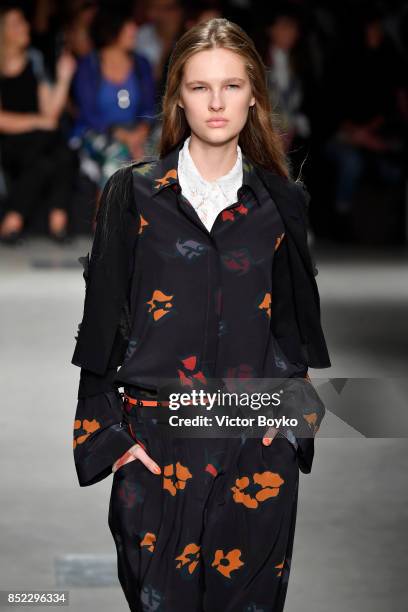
[108,404,299,612]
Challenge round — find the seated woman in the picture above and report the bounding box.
[70,6,156,191]
[0,4,77,244]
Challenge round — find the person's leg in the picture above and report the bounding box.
[108,407,228,611]
[0,132,57,238]
[44,140,77,237]
[201,434,300,612]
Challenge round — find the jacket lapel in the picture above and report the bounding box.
[148,143,182,195]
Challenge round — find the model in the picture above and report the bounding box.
[71,17,330,612]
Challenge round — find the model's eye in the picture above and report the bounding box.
[192,85,240,91]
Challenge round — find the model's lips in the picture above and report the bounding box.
[206,119,228,127]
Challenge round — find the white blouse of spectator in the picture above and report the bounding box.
[177,135,243,233]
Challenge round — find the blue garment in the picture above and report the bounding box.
[71,50,156,138]
[97,69,140,128]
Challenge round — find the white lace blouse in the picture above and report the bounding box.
[177,135,243,233]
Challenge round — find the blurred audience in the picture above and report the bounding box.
[63,0,98,59]
[254,4,318,182]
[183,0,222,30]
[264,8,311,150]
[70,5,156,189]
[323,8,407,238]
[0,3,77,244]
[134,0,184,84]
[30,0,62,79]
[0,0,406,245]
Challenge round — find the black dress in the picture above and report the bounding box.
[72,140,328,611]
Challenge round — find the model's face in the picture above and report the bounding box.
[178,47,256,146]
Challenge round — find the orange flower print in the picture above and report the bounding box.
[177,355,207,387]
[73,418,101,448]
[258,292,272,318]
[222,209,235,222]
[231,471,285,509]
[275,559,284,577]
[221,202,249,222]
[175,543,201,575]
[303,412,319,434]
[146,289,174,321]
[139,214,149,235]
[154,168,177,189]
[140,532,156,552]
[211,548,244,578]
[236,203,249,216]
[163,461,193,496]
[274,232,285,251]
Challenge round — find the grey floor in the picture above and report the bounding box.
[1,237,407,612]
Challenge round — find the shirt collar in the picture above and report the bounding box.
[178,134,243,200]
[147,137,265,204]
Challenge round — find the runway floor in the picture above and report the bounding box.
[1,236,407,611]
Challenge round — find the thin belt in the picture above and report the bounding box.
[120,391,210,410]
[120,390,212,451]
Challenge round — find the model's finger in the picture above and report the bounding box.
[262,426,278,446]
[112,449,137,473]
[130,443,161,475]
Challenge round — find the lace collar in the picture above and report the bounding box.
[177,135,243,220]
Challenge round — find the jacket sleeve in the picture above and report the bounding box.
[71,165,139,486]
[71,165,138,374]
[73,379,136,487]
[271,183,327,473]
[293,180,319,277]
[274,371,326,475]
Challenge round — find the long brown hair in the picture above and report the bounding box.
[96,18,293,255]
[159,17,290,178]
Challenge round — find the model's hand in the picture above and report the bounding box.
[112,443,161,475]
[262,372,312,445]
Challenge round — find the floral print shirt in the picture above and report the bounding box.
[72,139,325,487]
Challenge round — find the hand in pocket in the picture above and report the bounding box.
[112,442,161,475]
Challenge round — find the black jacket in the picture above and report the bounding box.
[72,146,330,382]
